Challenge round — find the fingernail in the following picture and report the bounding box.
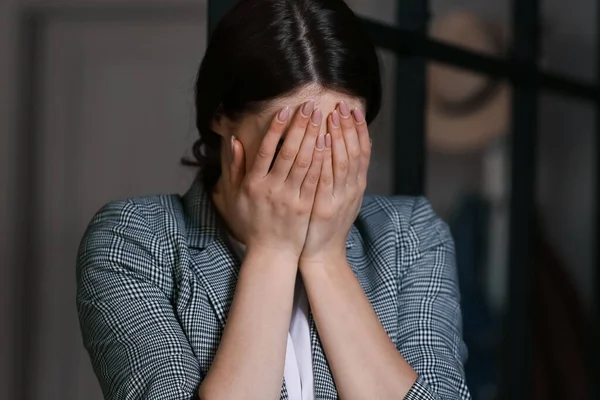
[311,108,322,125]
[331,110,340,127]
[278,106,290,122]
[230,135,236,152]
[302,100,315,117]
[353,108,365,123]
[325,133,332,149]
[339,101,350,117]
[316,133,325,149]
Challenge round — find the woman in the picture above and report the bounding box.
[76,0,470,399]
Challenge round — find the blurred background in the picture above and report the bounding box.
[0,0,597,399]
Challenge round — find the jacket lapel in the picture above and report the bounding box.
[346,232,399,344]
[183,179,239,326]
[183,179,291,398]
[309,313,338,399]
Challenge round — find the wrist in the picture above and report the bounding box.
[299,248,347,271]
[245,244,300,266]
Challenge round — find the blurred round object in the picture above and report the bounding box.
[427,11,511,154]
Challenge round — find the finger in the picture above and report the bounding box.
[328,109,348,196]
[300,133,325,202]
[338,101,361,186]
[352,107,371,189]
[229,136,246,188]
[287,108,322,190]
[249,106,290,179]
[313,133,333,208]
[269,100,314,182]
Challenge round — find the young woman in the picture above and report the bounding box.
[76,0,470,399]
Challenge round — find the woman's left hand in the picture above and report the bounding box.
[300,100,371,267]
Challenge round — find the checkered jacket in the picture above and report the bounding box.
[77,179,471,399]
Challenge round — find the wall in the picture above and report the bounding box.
[0,0,18,398]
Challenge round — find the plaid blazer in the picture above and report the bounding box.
[77,179,471,400]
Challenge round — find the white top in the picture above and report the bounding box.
[227,236,315,400]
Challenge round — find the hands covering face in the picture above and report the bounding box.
[225,100,371,264]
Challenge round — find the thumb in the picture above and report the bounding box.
[229,135,246,188]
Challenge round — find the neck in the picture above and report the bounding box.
[211,176,246,245]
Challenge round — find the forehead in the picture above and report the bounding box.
[240,86,364,137]
[237,85,366,139]
[264,86,365,116]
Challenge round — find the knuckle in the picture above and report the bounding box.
[257,146,272,160]
[349,149,361,160]
[305,171,320,185]
[336,159,349,172]
[279,147,296,161]
[241,179,253,193]
[320,173,334,186]
[295,157,311,170]
[267,186,279,199]
[244,180,262,198]
[293,202,309,216]
[315,207,333,220]
[279,195,291,209]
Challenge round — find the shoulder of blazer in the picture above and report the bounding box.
[87,193,192,261]
[356,195,449,267]
[356,194,419,242]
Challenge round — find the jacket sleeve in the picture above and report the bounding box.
[395,197,471,400]
[76,200,202,400]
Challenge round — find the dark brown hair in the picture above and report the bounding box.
[185,0,382,190]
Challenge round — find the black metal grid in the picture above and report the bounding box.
[209,1,600,399]
[501,1,540,398]
[393,0,428,195]
[595,3,600,398]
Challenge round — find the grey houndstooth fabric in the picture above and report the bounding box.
[77,178,471,399]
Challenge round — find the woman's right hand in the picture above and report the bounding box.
[228,100,325,260]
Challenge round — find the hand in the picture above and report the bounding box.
[300,101,371,266]
[225,101,326,260]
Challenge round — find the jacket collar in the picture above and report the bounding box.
[182,177,222,249]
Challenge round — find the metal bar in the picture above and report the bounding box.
[500,0,540,398]
[593,1,600,397]
[24,3,205,22]
[393,0,429,195]
[14,11,44,399]
[363,19,599,102]
[208,0,238,36]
